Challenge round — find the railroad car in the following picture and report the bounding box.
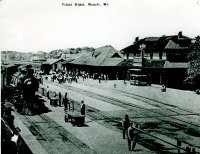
[6,65,49,115]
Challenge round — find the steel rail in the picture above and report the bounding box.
[81,81,200,116]
[69,100,199,154]
[39,114,97,154]
[57,83,200,128]
[24,115,50,142]
[40,82,200,153]
[25,114,96,154]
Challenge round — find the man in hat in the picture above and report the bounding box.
[127,123,137,151]
[122,115,130,139]
[63,92,69,111]
[46,86,50,99]
[80,100,85,115]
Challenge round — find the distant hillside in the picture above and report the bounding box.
[49,47,95,58]
[1,47,96,63]
[1,51,32,63]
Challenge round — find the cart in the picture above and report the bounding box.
[50,97,58,106]
[65,111,85,126]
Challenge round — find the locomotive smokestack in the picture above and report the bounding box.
[135,37,139,43]
[178,31,182,38]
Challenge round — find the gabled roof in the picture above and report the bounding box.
[70,55,91,65]
[117,60,133,67]
[68,45,124,67]
[99,58,124,66]
[120,39,144,53]
[165,40,189,50]
[88,45,123,66]
[145,37,159,42]
[121,33,191,54]
[61,58,75,64]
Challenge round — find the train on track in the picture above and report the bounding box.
[2,64,49,115]
[1,64,50,154]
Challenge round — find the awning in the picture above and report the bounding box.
[163,61,188,68]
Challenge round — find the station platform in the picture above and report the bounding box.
[32,77,200,153]
[13,92,154,154]
[41,93,155,154]
[9,76,200,154]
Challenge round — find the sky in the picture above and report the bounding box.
[0,0,200,52]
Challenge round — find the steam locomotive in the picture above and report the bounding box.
[8,65,49,115]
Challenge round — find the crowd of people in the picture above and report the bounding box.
[35,69,113,85]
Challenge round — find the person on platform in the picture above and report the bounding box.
[127,123,137,151]
[63,92,69,111]
[122,115,130,139]
[46,86,50,99]
[98,75,101,83]
[161,84,167,92]
[80,100,85,115]
[58,92,62,106]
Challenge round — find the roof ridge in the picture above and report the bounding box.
[99,46,113,66]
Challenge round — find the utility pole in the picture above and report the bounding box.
[4,52,7,64]
[139,44,146,67]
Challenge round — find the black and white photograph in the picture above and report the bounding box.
[1,0,200,153]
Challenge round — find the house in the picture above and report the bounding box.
[87,45,124,79]
[41,58,64,74]
[121,32,192,88]
[64,45,125,79]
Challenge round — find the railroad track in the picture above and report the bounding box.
[56,82,200,128]
[69,98,199,154]
[41,81,200,153]
[19,113,96,154]
[81,81,200,116]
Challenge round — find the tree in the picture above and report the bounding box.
[50,49,62,58]
[75,48,81,52]
[187,36,200,89]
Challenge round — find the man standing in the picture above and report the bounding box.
[127,123,137,151]
[98,75,101,83]
[63,92,69,111]
[122,115,130,139]
[58,92,62,107]
[80,100,85,115]
[46,86,49,99]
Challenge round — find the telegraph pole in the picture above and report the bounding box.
[4,52,7,64]
[139,44,146,67]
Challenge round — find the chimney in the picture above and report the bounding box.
[178,31,182,38]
